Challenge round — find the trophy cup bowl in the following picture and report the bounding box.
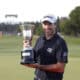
[20,23,35,64]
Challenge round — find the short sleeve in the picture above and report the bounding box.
[56,39,68,63]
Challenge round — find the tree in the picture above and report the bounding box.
[69,6,80,36]
[60,6,80,36]
[60,17,70,34]
[34,22,43,35]
[56,17,60,32]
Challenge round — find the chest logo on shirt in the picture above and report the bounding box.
[47,48,53,53]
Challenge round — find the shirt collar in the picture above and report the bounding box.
[42,33,57,41]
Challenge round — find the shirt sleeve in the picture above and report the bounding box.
[56,39,68,63]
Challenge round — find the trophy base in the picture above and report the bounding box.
[20,47,35,64]
[20,58,35,64]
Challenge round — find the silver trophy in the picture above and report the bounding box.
[20,23,35,64]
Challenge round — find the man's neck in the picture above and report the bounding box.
[45,33,55,40]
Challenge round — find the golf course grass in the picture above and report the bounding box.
[0,35,80,80]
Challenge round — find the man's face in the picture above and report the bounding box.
[42,21,56,36]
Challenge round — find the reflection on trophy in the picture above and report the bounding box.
[20,23,35,64]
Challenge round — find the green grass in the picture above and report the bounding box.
[0,55,34,80]
[0,35,80,80]
[64,57,80,80]
[64,36,80,57]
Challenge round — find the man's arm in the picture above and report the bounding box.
[22,62,65,73]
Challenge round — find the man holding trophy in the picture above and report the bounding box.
[20,15,68,80]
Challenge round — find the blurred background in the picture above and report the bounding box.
[0,0,80,80]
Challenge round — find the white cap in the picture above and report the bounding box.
[41,15,57,24]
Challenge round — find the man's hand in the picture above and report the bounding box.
[22,63,40,68]
[23,40,32,48]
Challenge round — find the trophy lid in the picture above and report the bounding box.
[21,23,34,30]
